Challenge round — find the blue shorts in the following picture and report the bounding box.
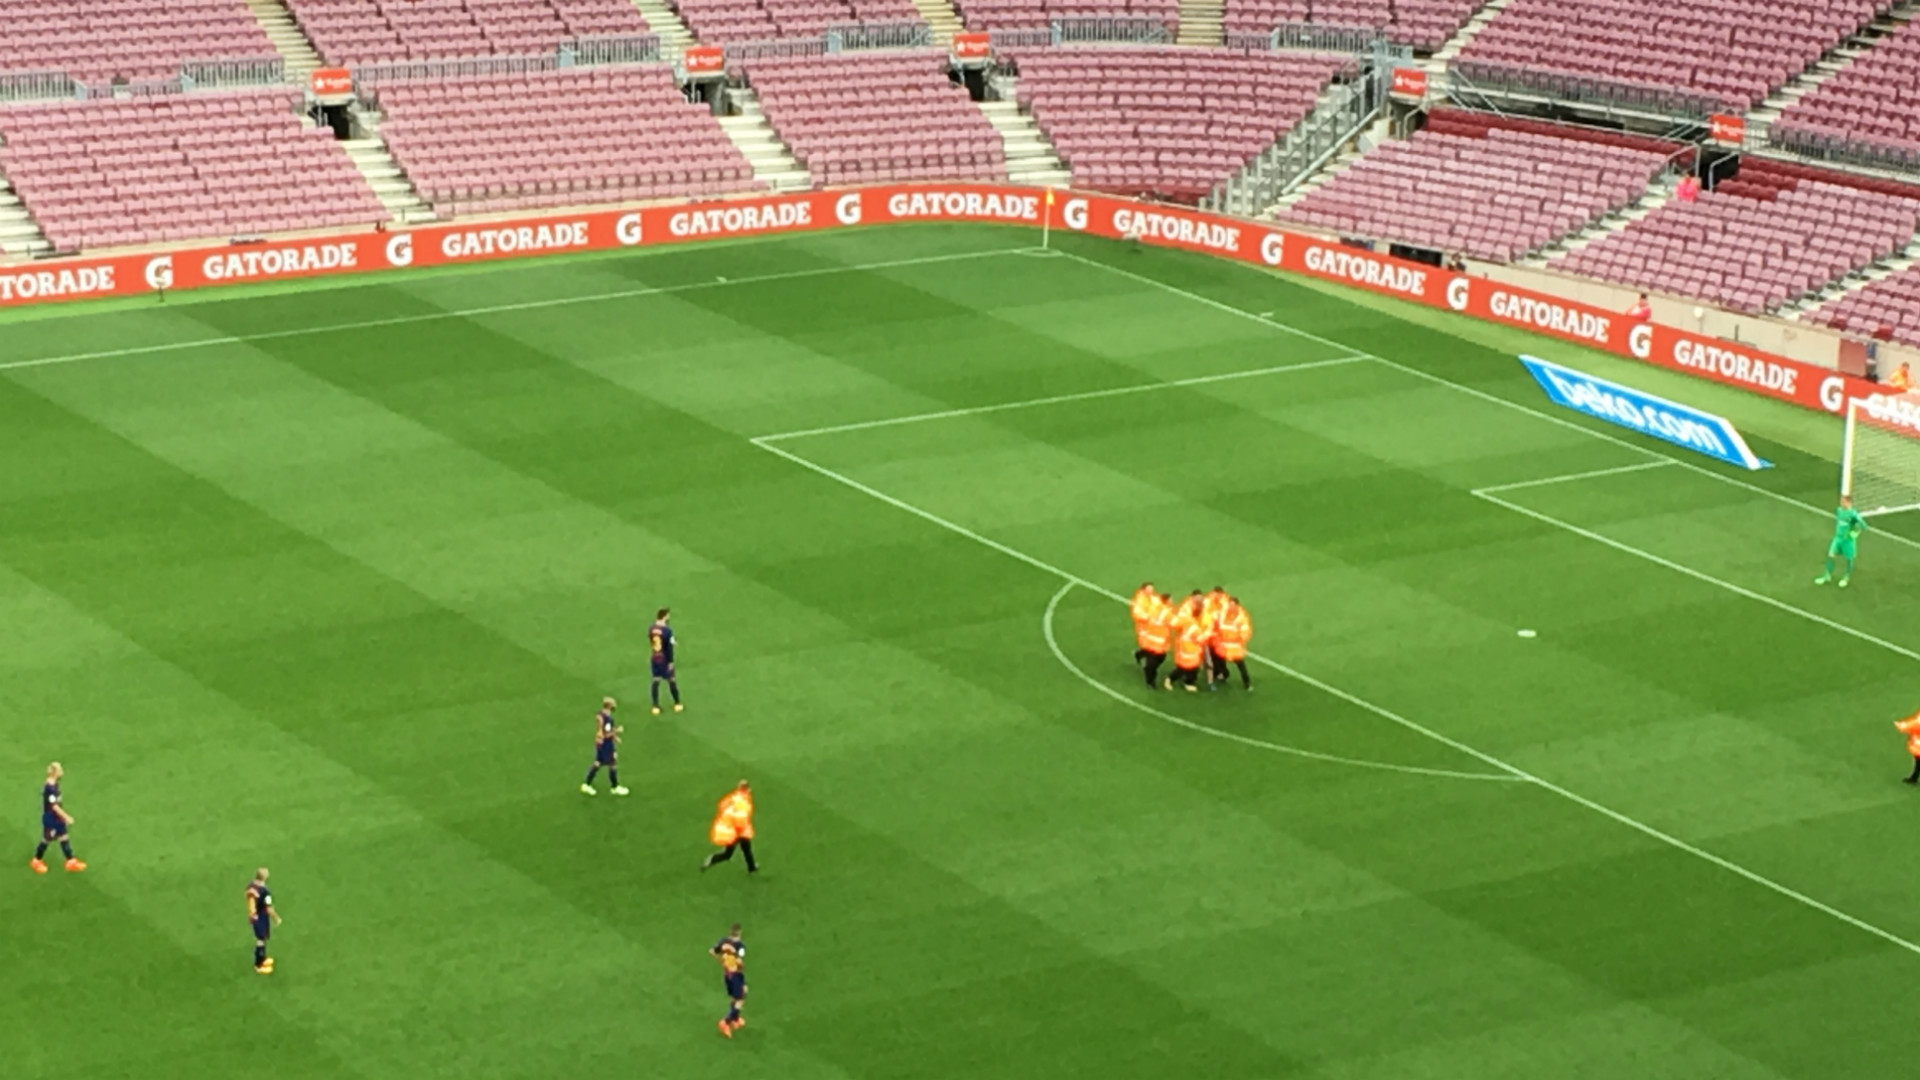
[725,972,746,1000]
[253,920,272,942]
[41,817,65,840]
[595,742,617,765]
[651,659,675,679]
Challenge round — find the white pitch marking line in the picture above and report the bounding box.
[753,340,1920,961]
[1058,250,1920,557]
[1043,583,1523,782]
[1472,459,1679,495]
[0,247,1039,375]
[755,355,1368,442]
[1474,488,1920,663]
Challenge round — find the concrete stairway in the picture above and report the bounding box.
[343,111,435,224]
[1432,0,1513,62]
[1176,0,1224,46]
[244,0,323,80]
[908,0,965,46]
[1747,1,1916,140]
[0,174,50,259]
[1267,144,1363,214]
[631,0,697,56]
[979,90,1072,188]
[720,90,811,192]
[1518,178,1675,267]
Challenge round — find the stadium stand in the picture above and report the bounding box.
[283,0,651,66]
[1456,0,1883,112]
[1772,21,1920,171]
[1808,266,1920,348]
[0,0,279,85]
[1221,0,1487,53]
[670,0,922,43]
[1008,46,1348,202]
[1551,160,1920,313]
[0,89,386,252]
[745,51,1004,186]
[373,66,759,216]
[950,0,1177,33]
[1280,111,1675,262]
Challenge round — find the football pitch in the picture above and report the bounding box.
[6,223,1920,1080]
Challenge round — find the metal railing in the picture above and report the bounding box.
[987,28,1055,49]
[827,22,933,50]
[1271,21,1380,54]
[1054,15,1172,44]
[1765,125,1920,177]
[724,37,831,60]
[0,70,75,101]
[1204,49,1387,217]
[180,56,286,89]
[353,53,562,89]
[1449,60,1722,122]
[561,34,663,66]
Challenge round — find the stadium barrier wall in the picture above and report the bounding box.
[0,183,1892,421]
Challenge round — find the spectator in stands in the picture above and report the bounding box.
[1890,362,1912,391]
[1627,292,1653,322]
[1444,252,1467,273]
[1676,173,1701,203]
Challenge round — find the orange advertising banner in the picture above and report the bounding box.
[1709,113,1746,145]
[1390,67,1429,99]
[951,33,991,61]
[310,67,353,97]
[682,46,725,75]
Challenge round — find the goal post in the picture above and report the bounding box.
[1841,392,1920,516]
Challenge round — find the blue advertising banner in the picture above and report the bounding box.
[1520,355,1768,471]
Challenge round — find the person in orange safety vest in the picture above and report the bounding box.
[1130,583,1160,664]
[1898,713,1920,784]
[1134,591,1174,689]
[1210,597,1253,691]
[702,780,758,873]
[1165,605,1211,693]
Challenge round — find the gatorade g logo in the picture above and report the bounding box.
[1063,198,1088,231]
[386,233,414,267]
[835,193,862,225]
[1629,322,1653,359]
[1259,232,1284,267]
[615,213,643,246]
[1820,375,1845,413]
[1446,276,1470,311]
[143,255,174,290]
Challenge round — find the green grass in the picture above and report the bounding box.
[3,224,1918,1080]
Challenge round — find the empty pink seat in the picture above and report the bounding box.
[1009,45,1346,204]
[1774,21,1920,170]
[1550,160,1920,313]
[744,51,1004,185]
[0,0,278,83]
[373,65,760,215]
[1808,263,1920,348]
[1279,107,1678,262]
[1221,0,1482,52]
[283,0,652,66]
[0,88,388,252]
[1457,0,1880,112]
[672,0,921,42]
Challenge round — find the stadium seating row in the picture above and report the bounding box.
[0,89,385,252]
[669,0,922,44]
[0,0,276,84]
[1809,265,1920,349]
[373,67,760,214]
[1458,0,1882,111]
[1221,0,1485,52]
[1773,21,1920,169]
[283,0,652,66]
[1011,46,1348,202]
[1552,160,1920,313]
[1281,121,1672,262]
[746,51,1006,185]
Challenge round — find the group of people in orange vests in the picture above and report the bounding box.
[1130,584,1253,692]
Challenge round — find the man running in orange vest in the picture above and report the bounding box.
[702,780,758,873]
[1165,604,1210,693]
[1898,712,1920,784]
[1211,596,1253,691]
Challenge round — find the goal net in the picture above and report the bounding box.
[1842,392,1920,516]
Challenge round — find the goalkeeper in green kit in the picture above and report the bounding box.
[1815,495,1867,588]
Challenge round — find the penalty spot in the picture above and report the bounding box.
[1517,629,1537,638]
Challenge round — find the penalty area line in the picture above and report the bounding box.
[755,355,1368,443]
[754,435,1920,961]
[1472,459,1679,495]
